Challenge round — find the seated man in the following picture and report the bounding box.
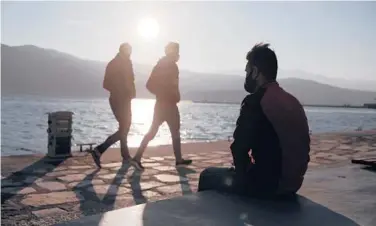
[198,43,311,198]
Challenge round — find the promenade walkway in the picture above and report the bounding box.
[1,131,375,225]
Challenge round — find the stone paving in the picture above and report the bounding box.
[1,132,376,226]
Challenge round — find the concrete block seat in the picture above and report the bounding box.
[57,192,358,226]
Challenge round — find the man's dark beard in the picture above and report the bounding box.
[244,75,258,93]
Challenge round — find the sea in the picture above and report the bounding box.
[1,96,376,156]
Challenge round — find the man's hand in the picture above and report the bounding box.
[227,162,235,171]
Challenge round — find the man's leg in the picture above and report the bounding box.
[91,97,129,167]
[119,100,132,160]
[166,104,192,166]
[131,102,163,170]
[198,167,247,196]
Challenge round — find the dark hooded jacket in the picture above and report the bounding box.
[146,56,180,104]
[103,53,135,100]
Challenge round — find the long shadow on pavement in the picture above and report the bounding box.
[101,163,132,210]
[70,163,196,219]
[176,167,196,195]
[73,168,103,215]
[1,155,67,203]
[73,162,144,216]
[129,170,147,205]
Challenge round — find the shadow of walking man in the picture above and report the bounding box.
[72,161,150,215]
[1,156,67,204]
[129,170,147,205]
[73,168,102,215]
[176,167,196,195]
[101,162,132,209]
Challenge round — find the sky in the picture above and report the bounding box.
[1,1,376,80]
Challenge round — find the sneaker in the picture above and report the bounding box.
[90,148,102,168]
[131,159,145,171]
[176,159,193,167]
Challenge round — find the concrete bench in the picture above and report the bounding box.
[56,191,358,226]
[76,143,96,152]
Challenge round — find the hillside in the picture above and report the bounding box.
[1,44,376,105]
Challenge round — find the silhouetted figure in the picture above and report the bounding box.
[198,43,311,198]
[131,42,192,170]
[91,43,135,168]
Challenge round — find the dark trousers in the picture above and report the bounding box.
[134,100,182,161]
[198,167,293,199]
[96,95,132,159]
[198,167,249,196]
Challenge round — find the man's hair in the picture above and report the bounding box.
[165,42,179,56]
[119,43,132,54]
[246,43,278,80]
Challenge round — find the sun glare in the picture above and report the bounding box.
[137,17,160,41]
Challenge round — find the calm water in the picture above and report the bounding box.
[1,96,376,156]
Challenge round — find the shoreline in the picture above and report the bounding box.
[1,130,376,158]
[1,130,375,160]
[192,100,376,109]
[4,96,376,109]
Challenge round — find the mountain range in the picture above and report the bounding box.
[1,44,375,106]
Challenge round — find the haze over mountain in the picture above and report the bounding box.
[1,44,376,106]
[220,69,376,92]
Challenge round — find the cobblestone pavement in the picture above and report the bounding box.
[1,132,376,226]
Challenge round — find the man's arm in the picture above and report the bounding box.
[169,64,180,103]
[260,88,294,168]
[230,97,252,176]
[147,61,180,102]
[104,60,123,96]
[261,89,306,156]
[146,62,163,94]
[103,62,113,91]
[124,62,136,99]
[261,86,311,192]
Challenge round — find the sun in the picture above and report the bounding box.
[137,18,160,40]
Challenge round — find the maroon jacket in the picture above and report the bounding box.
[261,82,310,193]
[103,53,135,100]
[146,56,180,104]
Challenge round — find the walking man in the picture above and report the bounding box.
[91,43,136,168]
[131,42,192,170]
